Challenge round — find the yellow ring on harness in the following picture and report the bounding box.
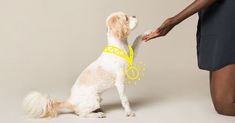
[125,66,140,80]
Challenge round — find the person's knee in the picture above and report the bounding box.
[213,98,235,116]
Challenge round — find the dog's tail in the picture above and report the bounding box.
[23,91,75,118]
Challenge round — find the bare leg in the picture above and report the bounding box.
[210,64,235,116]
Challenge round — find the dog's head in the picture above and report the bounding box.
[106,12,138,39]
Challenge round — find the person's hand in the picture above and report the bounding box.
[143,17,177,42]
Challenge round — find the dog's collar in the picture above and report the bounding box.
[103,45,134,65]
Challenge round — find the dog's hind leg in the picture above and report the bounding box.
[76,102,105,118]
[74,95,106,118]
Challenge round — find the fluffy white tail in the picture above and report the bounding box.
[23,92,74,118]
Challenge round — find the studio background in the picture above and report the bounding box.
[0,0,234,123]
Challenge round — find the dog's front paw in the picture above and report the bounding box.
[144,30,152,36]
[137,35,144,41]
[134,35,144,44]
[126,111,136,117]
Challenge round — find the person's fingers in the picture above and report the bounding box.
[142,35,150,40]
[145,37,155,42]
[143,30,154,38]
[144,18,176,42]
[143,31,155,40]
[142,35,147,40]
[143,34,153,41]
[145,35,158,42]
[143,26,164,41]
[144,31,162,42]
[144,33,157,41]
[143,35,152,41]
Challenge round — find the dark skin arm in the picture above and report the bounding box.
[143,0,217,41]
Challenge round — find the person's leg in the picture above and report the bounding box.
[209,64,235,116]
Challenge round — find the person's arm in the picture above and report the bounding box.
[143,0,217,42]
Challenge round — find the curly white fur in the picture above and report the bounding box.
[23,92,51,118]
[23,12,144,118]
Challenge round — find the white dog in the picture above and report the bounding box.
[23,12,144,118]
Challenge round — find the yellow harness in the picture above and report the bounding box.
[103,45,145,83]
[103,45,134,66]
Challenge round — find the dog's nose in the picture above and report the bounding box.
[132,16,136,18]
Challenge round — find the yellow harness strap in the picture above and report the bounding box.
[103,45,145,83]
[103,45,134,66]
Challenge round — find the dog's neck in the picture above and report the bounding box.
[107,33,129,53]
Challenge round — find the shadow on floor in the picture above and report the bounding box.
[102,96,161,113]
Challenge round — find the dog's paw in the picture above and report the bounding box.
[134,35,144,43]
[136,35,143,40]
[96,112,106,118]
[144,30,152,35]
[79,112,106,118]
[136,31,151,42]
[126,111,136,117]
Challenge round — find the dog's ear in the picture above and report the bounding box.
[107,15,129,39]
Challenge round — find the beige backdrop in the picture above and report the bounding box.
[0,0,234,123]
